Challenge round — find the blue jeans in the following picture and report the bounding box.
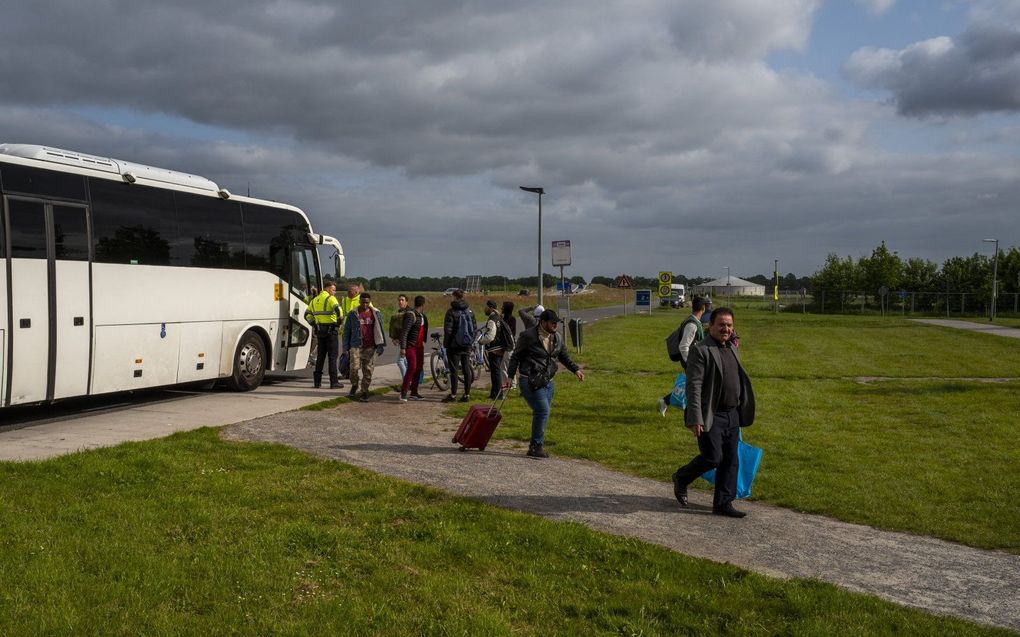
[520,377,555,446]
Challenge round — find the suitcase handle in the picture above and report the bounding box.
[487,394,508,416]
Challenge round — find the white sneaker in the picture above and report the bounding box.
[657,397,668,417]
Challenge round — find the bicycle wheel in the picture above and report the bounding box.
[430,351,450,391]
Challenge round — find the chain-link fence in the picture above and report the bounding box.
[751,290,1020,317]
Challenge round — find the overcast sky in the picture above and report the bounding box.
[1,0,1017,280]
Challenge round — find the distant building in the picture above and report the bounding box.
[692,275,765,298]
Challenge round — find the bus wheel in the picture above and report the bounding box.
[228,331,266,391]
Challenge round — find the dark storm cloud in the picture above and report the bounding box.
[844,0,1020,116]
[1,0,1018,278]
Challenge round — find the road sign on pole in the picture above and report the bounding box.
[552,240,571,266]
[658,271,672,297]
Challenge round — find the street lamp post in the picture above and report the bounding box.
[520,186,545,307]
[983,238,999,321]
[725,266,731,303]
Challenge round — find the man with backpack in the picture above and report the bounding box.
[478,299,515,399]
[390,294,412,377]
[658,295,707,416]
[398,295,429,402]
[442,289,476,402]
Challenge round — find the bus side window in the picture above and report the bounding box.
[173,192,244,269]
[1,164,87,201]
[241,204,309,278]
[90,177,179,266]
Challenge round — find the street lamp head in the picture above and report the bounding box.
[520,186,545,195]
[983,238,997,243]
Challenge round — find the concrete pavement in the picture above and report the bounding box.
[0,364,404,462]
[913,318,1020,339]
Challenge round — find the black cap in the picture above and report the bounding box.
[539,309,561,323]
[485,299,497,310]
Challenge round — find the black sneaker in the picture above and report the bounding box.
[357,392,370,403]
[441,394,456,403]
[330,383,344,389]
[347,389,358,398]
[526,444,548,459]
[458,395,470,403]
[399,392,408,402]
[409,393,425,401]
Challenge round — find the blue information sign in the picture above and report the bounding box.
[635,289,651,307]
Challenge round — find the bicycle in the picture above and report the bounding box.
[430,332,485,392]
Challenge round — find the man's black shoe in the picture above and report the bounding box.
[409,393,425,401]
[671,471,688,507]
[330,383,344,389]
[313,383,321,389]
[458,394,470,403]
[348,389,358,398]
[441,394,456,403]
[712,505,747,518]
[357,392,370,403]
[526,444,548,458]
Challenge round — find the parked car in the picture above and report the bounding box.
[659,283,686,308]
[517,288,530,296]
[443,287,457,296]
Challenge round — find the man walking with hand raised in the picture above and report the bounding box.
[504,309,584,458]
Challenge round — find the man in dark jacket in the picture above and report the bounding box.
[398,295,429,402]
[442,289,476,402]
[671,307,756,518]
[504,309,584,458]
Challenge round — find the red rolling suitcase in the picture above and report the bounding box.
[452,396,506,451]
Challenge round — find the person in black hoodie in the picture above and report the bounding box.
[442,289,476,402]
[504,309,584,458]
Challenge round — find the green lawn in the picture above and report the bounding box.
[0,429,1007,636]
[474,311,1020,552]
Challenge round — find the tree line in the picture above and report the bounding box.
[812,241,1020,305]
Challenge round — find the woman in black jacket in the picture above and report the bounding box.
[504,309,584,458]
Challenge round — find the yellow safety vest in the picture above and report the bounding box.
[340,293,361,316]
[306,291,341,325]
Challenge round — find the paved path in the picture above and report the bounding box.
[0,365,404,461]
[913,319,1020,339]
[225,399,1020,632]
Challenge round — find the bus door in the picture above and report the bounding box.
[4,197,91,405]
[279,243,317,370]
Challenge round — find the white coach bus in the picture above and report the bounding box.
[0,144,344,407]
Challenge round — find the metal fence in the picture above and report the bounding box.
[751,291,1020,317]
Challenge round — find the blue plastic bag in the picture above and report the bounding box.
[702,432,763,500]
[668,373,687,408]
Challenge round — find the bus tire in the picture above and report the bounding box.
[227,330,266,391]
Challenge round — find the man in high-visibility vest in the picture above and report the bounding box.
[305,280,343,389]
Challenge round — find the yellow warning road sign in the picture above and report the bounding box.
[658,271,672,296]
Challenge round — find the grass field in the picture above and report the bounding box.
[0,429,1008,636]
[465,311,1020,553]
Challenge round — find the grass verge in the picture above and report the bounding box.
[0,429,1007,636]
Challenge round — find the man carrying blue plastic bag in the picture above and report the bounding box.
[671,307,757,518]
